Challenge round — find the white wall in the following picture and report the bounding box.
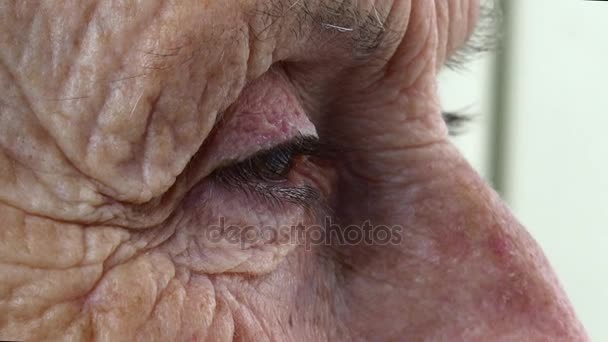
[506,0,608,340]
[441,0,607,340]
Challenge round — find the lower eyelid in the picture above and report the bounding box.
[266,184,321,209]
[232,181,321,212]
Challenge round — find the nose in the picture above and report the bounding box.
[329,135,587,339]
[316,16,588,342]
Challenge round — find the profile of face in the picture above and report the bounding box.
[0,0,588,340]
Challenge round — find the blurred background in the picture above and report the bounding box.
[439,0,608,340]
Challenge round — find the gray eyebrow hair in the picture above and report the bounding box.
[303,0,394,55]
[253,0,499,64]
[446,0,501,69]
[252,0,398,58]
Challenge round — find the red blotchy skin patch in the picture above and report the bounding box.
[483,229,538,315]
[487,229,516,264]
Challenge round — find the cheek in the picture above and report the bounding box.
[157,180,311,275]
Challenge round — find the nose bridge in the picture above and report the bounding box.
[331,141,587,339]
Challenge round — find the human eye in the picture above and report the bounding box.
[211,135,324,209]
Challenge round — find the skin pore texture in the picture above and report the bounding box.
[0,0,588,341]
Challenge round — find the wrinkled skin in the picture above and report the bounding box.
[0,0,588,341]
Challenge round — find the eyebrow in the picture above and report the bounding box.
[254,0,396,58]
[446,1,501,69]
[255,0,498,63]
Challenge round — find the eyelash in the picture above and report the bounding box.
[212,136,321,208]
[442,111,472,136]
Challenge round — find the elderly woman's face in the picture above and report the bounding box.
[0,0,586,340]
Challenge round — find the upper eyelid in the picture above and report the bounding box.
[212,135,322,180]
